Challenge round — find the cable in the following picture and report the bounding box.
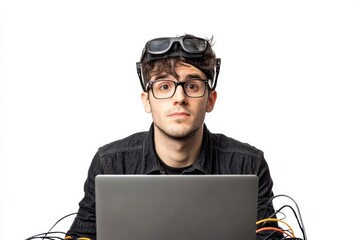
[271,204,305,238]
[256,218,295,238]
[256,227,293,238]
[25,212,79,240]
[41,212,78,240]
[273,195,307,240]
[26,232,67,240]
[26,235,64,240]
[261,194,307,240]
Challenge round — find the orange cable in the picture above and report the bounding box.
[256,218,295,238]
[256,227,293,238]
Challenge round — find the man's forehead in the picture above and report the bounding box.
[150,64,206,80]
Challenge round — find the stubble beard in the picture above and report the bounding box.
[154,121,202,141]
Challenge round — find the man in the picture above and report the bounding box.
[66,34,282,239]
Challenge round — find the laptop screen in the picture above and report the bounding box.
[95,175,258,240]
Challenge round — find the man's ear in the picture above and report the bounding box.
[206,90,217,113]
[141,92,152,113]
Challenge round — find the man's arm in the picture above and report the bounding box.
[66,152,103,240]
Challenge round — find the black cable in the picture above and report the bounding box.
[26,236,64,240]
[41,212,78,240]
[26,231,67,240]
[261,194,307,240]
[260,204,297,228]
[272,204,305,238]
[25,212,78,240]
[274,211,287,221]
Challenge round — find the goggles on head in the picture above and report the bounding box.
[136,36,221,91]
[144,36,208,57]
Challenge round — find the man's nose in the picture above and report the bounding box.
[172,84,187,104]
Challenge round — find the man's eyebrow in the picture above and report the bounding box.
[152,73,204,81]
[153,73,170,80]
[185,73,204,80]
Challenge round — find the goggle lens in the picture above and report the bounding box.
[146,37,208,55]
[147,39,172,54]
[183,38,207,53]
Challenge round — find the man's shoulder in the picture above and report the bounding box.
[98,131,149,156]
[209,132,263,158]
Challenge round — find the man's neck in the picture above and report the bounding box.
[153,125,204,168]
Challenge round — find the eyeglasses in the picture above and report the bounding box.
[145,36,209,55]
[146,79,209,99]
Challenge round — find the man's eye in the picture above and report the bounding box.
[158,82,172,91]
[160,84,169,90]
[187,83,198,89]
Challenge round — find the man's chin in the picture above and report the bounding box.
[167,127,193,139]
[157,124,199,140]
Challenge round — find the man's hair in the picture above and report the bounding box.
[140,34,217,88]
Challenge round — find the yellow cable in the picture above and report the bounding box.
[64,236,92,240]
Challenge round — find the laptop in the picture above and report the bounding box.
[95,175,258,240]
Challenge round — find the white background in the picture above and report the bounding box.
[1,1,359,239]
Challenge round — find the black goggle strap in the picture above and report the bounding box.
[210,58,221,90]
[136,62,147,91]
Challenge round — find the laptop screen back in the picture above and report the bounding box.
[95,175,258,240]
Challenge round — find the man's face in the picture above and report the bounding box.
[141,62,217,139]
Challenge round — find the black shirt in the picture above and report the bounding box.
[159,159,193,174]
[66,123,282,240]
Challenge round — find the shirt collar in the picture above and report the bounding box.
[190,124,212,174]
[142,123,163,174]
[141,123,213,175]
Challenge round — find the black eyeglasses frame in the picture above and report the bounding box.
[146,79,210,99]
[136,58,221,92]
